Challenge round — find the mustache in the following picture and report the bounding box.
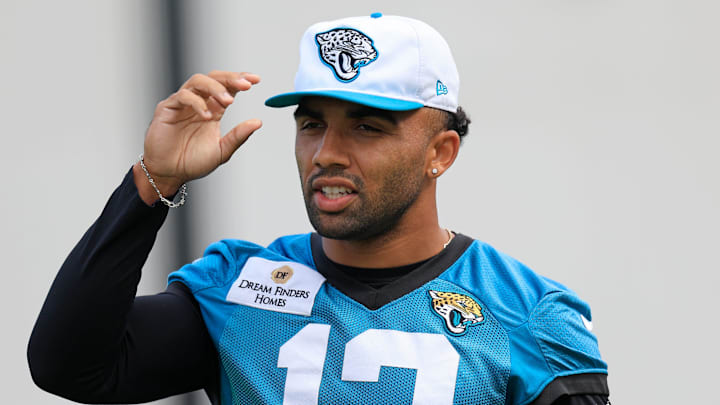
[307,168,364,190]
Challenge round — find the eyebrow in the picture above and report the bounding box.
[293,103,398,125]
[346,106,398,125]
[293,104,322,120]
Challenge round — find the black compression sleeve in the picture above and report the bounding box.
[550,394,610,404]
[27,169,217,404]
[533,374,610,405]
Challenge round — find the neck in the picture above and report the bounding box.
[321,189,448,268]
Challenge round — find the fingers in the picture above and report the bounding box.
[181,73,236,108]
[157,71,261,121]
[206,96,226,119]
[219,119,263,164]
[162,88,212,118]
[208,71,261,96]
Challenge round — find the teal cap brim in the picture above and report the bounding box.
[265,90,423,111]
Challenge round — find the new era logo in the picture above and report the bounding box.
[436,80,448,95]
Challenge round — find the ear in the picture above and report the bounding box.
[425,129,461,178]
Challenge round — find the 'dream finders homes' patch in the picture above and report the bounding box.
[226,257,326,316]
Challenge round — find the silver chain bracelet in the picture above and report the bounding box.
[138,154,187,208]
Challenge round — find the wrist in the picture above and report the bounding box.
[132,160,186,207]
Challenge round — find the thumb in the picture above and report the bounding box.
[219,118,263,164]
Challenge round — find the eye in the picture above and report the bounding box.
[299,120,324,131]
[356,123,381,133]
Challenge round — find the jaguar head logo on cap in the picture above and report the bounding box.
[315,28,378,82]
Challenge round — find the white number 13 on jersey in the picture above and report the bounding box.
[278,323,460,405]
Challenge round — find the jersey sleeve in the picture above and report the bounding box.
[169,235,279,292]
[507,290,609,405]
[169,242,239,292]
[167,238,276,344]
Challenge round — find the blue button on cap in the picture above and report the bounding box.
[370,12,382,18]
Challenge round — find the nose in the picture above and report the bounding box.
[312,126,350,168]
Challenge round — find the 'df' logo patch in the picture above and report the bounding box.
[271,265,293,284]
[429,290,484,336]
[315,28,378,82]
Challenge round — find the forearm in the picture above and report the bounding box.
[27,168,176,400]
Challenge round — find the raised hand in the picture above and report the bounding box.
[133,71,262,205]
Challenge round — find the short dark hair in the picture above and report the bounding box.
[445,106,470,142]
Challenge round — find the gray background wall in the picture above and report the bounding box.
[2,0,718,403]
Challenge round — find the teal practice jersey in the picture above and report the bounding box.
[168,233,607,404]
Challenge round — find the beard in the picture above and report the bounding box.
[302,164,425,241]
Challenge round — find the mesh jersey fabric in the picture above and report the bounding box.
[168,233,607,405]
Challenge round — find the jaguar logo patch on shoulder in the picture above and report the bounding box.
[315,28,378,82]
[227,257,325,316]
[429,290,485,336]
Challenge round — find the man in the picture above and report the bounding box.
[28,14,609,405]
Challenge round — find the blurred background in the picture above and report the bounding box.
[2,0,718,403]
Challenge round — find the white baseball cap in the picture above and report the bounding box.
[265,13,459,113]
